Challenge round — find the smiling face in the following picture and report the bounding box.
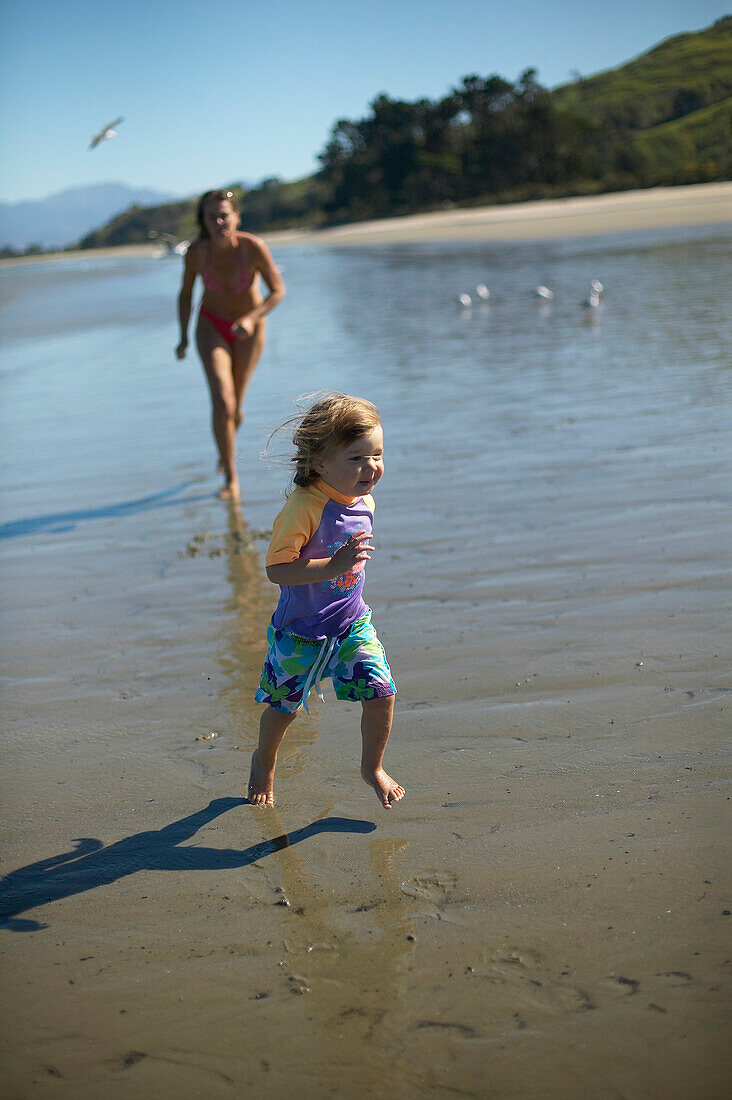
[316,426,384,498]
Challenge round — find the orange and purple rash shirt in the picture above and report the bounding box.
[266,479,375,640]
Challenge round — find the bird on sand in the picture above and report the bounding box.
[89,117,124,149]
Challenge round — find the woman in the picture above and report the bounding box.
[176,189,285,499]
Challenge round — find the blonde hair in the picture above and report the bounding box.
[274,392,381,489]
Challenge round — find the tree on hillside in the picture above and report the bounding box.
[318,69,605,219]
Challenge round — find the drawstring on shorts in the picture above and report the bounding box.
[299,635,339,714]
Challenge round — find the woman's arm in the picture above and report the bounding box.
[234,237,286,337]
[176,248,199,358]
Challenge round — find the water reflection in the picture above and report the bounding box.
[213,501,272,742]
[217,502,319,771]
[216,503,415,1073]
[253,804,413,1072]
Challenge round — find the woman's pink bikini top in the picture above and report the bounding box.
[202,248,255,293]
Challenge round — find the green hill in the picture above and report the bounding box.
[78,198,198,249]
[633,96,732,180]
[78,176,326,250]
[554,16,732,128]
[553,15,732,184]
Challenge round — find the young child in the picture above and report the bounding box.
[249,392,404,810]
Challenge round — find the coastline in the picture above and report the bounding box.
[267,181,732,246]
[0,241,161,266]
[2,183,729,267]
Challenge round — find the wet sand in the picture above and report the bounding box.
[1,497,729,1097]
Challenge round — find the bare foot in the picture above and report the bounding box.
[248,750,275,806]
[218,478,241,501]
[362,766,405,809]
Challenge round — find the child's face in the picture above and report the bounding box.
[316,426,384,498]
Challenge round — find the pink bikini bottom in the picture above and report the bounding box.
[200,306,237,346]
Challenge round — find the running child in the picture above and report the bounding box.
[250,393,404,810]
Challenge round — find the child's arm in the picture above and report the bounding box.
[266,530,373,586]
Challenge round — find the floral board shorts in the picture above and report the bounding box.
[255,612,396,714]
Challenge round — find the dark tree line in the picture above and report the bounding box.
[317,71,610,222]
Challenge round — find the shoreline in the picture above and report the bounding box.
[267,181,732,246]
[0,241,162,266]
[2,183,729,267]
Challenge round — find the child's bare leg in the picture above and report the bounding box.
[360,695,404,809]
[249,706,297,806]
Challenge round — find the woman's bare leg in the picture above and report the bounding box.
[196,320,240,499]
[249,706,297,806]
[360,695,404,809]
[232,320,266,430]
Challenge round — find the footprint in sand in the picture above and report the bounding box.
[485,945,595,1016]
[601,974,642,997]
[400,870,457,903]
[490,946,543,973]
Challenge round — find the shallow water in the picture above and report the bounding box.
[2,226,729,609]
[3,225,728,721]
[1,224,730,1097]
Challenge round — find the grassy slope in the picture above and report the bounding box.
[554,16,732,127]
[633,97,732,172]
[78,176,325,248]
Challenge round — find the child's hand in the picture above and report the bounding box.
[330,530,373,576]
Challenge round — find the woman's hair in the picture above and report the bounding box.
[196,189,239,239]
[275,392,381,488]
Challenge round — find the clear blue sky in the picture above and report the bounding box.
[0,0,726,203]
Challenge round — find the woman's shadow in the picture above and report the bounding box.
[0,798,375,932]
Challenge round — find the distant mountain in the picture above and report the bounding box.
[0,183,179,251]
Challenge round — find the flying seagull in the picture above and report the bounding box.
[89,117,124,149]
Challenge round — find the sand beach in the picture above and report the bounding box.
[1,182,730,265]
[0,193,730,1097]
[267,181,732,246]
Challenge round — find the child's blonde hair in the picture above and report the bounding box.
[277,392,381,488]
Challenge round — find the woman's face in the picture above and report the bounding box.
[203,199,239,240]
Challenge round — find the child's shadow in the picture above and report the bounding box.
[0,798,376,932]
